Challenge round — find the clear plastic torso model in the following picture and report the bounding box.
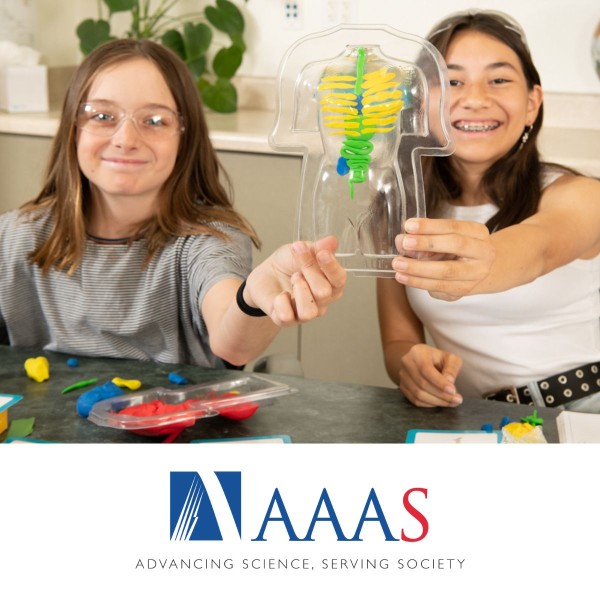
[271,25,454,276]
[316,45,411,267]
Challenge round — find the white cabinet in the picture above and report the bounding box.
[0,133,52,211]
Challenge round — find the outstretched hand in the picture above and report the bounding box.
[244,236,347,327]
[392,218,495,301]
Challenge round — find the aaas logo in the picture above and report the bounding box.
[170,470,429,544]
[170,471,242,541]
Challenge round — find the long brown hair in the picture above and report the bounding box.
[23,38,259,273]
[423,11,575,231]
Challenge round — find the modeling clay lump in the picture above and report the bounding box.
[168,372,189,385]
[112,377,142,390]
[203,391,260,420]
[24,356,50,383]
[119,399,197,418]
[76,381,124,418]
[117,399,200,436]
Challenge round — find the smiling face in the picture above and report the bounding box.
[445,30,542,173]
[76,58,181,209]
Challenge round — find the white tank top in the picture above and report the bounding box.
[405,175,600,398]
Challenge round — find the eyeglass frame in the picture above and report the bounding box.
[427,9,529,47]
[76,101,185,140]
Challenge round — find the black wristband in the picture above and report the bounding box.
[236,279,267,317]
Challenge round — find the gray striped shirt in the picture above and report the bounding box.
[0,208,252,367]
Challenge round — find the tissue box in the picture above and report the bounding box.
[0,64,49,112]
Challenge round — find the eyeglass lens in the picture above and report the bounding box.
[77,102,182,138]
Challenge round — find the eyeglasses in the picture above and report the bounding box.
[77,102,184,140]
[428,9,528,47]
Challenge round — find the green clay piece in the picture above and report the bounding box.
[354,46,366,94]
[521,409,544,427]
[61,378,99,394]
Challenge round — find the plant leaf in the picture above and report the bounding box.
[205,0,245,37]
[187,56,208,79]
[182,22,212,62]
[217,0,245,33]
[199,78,238,113]
[161,29,185,60]
[197,77,210,94]
[229,32,246,53]
[212,45,243,79]
[76,19,114,55]
[104,0,138,16]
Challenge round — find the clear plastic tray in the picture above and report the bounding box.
[87,374,295,433]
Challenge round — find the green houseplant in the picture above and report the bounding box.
[76,0,248,113]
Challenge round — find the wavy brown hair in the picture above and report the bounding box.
[23,38,259,274]
[423,11,576,231]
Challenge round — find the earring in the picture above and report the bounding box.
[519,124,532,149]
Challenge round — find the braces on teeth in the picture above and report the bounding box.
[456,123,498,131]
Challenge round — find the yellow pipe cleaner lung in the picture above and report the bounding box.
[318,47,403,198]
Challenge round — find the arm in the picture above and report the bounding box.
[376,278,463,407]
[202,236,346,366]
[392,175,600,300]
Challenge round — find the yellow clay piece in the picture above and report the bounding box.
[0,410,8,435]
[503,422,534,438]
[112,377,142,391]
[24,356,50,383]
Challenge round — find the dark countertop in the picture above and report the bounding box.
[1,346,559,443]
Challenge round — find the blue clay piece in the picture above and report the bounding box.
[67,358,79,367]
[168,372,189,385]
[336,156,350,176]
[76,381,124,418]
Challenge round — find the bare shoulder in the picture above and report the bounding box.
[544,172,600,194]
[532,173,600,260]
[539,172,600,209]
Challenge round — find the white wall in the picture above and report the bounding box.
[33,0,600,94]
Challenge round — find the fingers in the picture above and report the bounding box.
[399,346,463,408]
[396,225,491,259]
[395,218,489,258]
[270,289,296,327]
[440,353,463,393]
[279,271,319,323]
[392,254,491,295]
[401,368,463,408]
[314,234,339,254]
[270,253,347,327]
[392,218,495,298]
[270,272,330,326]
[404,218,490,240]
[291,239,346,305]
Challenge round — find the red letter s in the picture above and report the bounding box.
[401,487,429,542]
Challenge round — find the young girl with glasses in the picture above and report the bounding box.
[378,11,600,411]
[0,39,346,368]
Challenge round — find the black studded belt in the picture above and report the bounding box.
[484,361,600,408]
